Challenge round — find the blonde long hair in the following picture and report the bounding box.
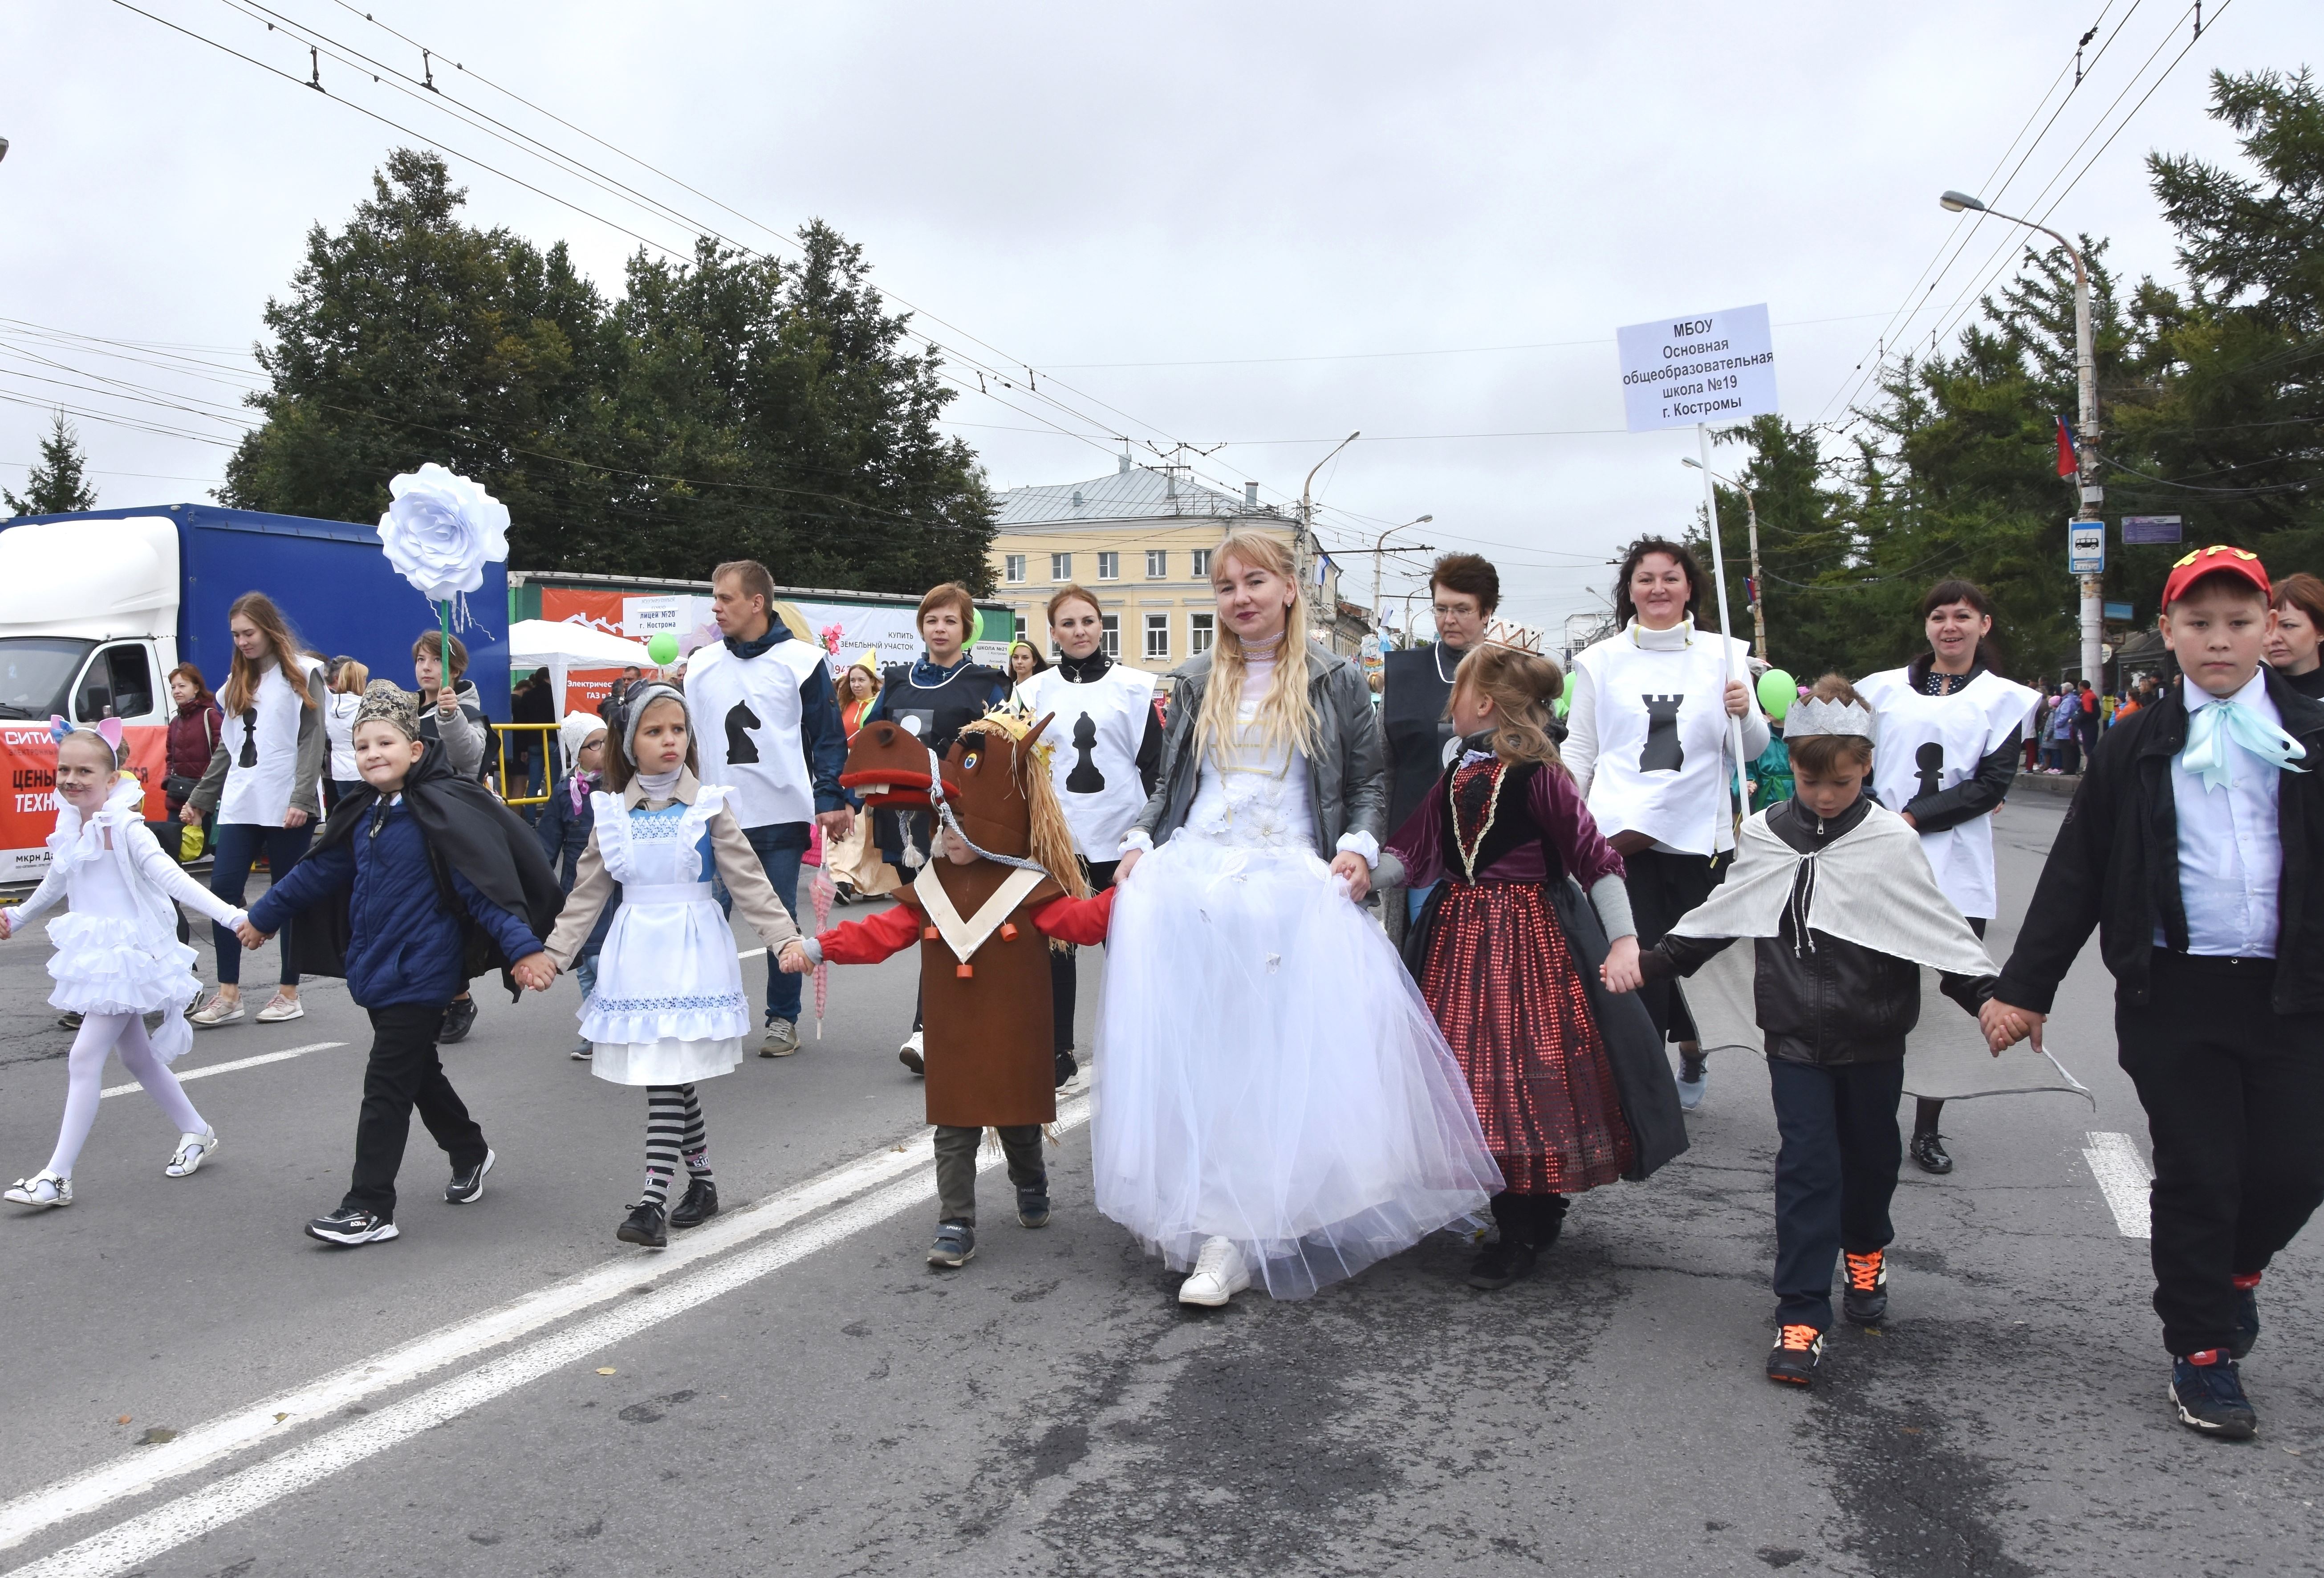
[1194,530,1317,767]
[1453,643,1567,773]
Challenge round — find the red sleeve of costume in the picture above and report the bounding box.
[1032,886,1117,947]
[817,902,921,964]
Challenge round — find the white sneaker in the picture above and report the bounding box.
[1177,1235,1251,1306]
[166,1128,219,1178]
[898,1030,925,1076]
[189,994,244,1028]
[4,1170,72,1208]
[254,994,305,1024]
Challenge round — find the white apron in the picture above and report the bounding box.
[1014,662,1158,861]
[581,785,752,1085]
[1575,625,1751,855]
[1857,668,2041,921]
[217,659,319,826]
[685,638,829,829]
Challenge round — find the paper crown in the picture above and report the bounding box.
[1785,695,1877,741]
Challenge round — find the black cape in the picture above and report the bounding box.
[288,740,565,1000]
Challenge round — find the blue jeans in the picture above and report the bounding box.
[718,822,807,1026]
[210,821,314,987]
[1406,882,1440,924]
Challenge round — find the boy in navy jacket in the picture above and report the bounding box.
[244,682,558,1247]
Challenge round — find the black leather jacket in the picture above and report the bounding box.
[1647,795,1995,1065]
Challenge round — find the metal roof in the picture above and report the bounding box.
[994,464,1279,527]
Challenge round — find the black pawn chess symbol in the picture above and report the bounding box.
[1066,713,1105,794]
[1914,740,1945,801]
[1638,694,1685,773]
[237,708,260,768]
[723,700,762,766]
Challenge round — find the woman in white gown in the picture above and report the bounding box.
[1101,530,1500,1305]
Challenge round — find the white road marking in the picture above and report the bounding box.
[2083,1131,2153,1239]
[98,1043,345,1100]
[0,1094,1089,1569]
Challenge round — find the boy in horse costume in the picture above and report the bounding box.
[782,707,1116,1268]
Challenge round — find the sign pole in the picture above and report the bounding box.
[1696,422,1749,840]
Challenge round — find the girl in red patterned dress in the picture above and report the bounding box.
[1385,644,1688,1289]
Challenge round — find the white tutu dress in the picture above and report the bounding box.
[580,786,754,1085]
[1095,711,1502,1299]
[4,775,248,1063]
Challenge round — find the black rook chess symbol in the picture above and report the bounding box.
[723,700,762,766]
[1066,712,1105,794]
[1639,694,1685,773]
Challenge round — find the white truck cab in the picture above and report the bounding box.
[0,516,179,728]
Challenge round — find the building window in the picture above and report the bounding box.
[1101,614,1120,658]
[1097,551,1120,581]
[1050,552,1071,581]
[1144,613,1169,661]
[1190,612,1214,655]
[1013,613,1027,643]
[1191,548,1212,580]
[1004,553,1026,583]
[1146,549,1168,579]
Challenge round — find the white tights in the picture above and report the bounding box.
[47,1012,205,1179]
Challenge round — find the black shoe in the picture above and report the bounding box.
[1017,1182,1051,1229]
[306,1207,399,1246]
[444,1148,495,1204]
[618,1201,668,1248]
[2231,1275,2261,1359]
[1464,1237,1539,1290]
[1767,1324,1824,1387]
[669,1176,720,1229]
[2171,1350,2259,1440]
[436,996,477,1045]
[1842,1248,1889,1325]
[1053,1048,1078,1089]
[928,1218,975,1268]
[1910,1131,1953,1175]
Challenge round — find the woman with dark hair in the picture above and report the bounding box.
[1008,640,1050,684]
[2267,572,2324,700]
[1379,553,1499,946]
[1856,579,2051,1175]
[1566,537,1767,1109]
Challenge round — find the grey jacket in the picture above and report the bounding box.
[1133,645,1389,861]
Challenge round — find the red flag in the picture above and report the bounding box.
[2055,415,2077,478]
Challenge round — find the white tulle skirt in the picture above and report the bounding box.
[582,895,751,1086]
[1094,838,1502,1299]
[45,913,200,1051]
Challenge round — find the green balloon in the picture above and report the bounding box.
[1757,668,1796,721]
[1554,669,1575,718]
[646,632,679,666]
[970,608,986,648]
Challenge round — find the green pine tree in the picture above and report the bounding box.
[4,411,99,517]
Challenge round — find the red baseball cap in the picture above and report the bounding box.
[2161,544,2270,609]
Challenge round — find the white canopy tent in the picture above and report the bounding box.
[508,618,654,770]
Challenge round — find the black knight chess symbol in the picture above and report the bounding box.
[1915,741,1945,801]
[1638,694,1685,773]
[237,708,259,768]
[723,700,762,766]
[1066,713,1105,794]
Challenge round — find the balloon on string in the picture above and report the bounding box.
[646,632,680,667]
[969,608,986,648]
[1554,670,1576,718]
[1757,668,1797,722]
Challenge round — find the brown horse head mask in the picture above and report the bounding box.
[840,710,1058,866]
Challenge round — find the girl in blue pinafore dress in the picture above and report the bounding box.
[540,685,802,1248]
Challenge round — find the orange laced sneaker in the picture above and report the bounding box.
[1843,1249,1889,1326]
[1766,1323,1824,1387]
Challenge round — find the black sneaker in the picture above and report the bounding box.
[928,1218,975,1268]
[1017,1182,1051,1229]
[2231,1275,2261,1360]
[669,1176,720,1230]
[1842,1248,1889,1326]
[1767,1324,1824,1387]
[1910,1131,1954,1175]
[444,1149,495,1204]
[2171,1350,2259,1440]
[436,996,478,1045]
[1465,1237,1539,1291]
[618,1201,667,1248]
[307,1208,399,1246]
[1053,1048,1078,1089]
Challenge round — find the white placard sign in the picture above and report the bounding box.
[1616,303,1779,432]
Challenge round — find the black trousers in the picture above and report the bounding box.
[1624,847,1725,1045]
[345,1002,488,1218]
[2117,954,2324,1355]
[1048,858,1119,1055]
[1767,1055,1905,1331]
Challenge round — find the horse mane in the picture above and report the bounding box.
[959,714,1090,901]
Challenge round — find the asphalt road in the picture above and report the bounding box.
[2,798,2320,1578]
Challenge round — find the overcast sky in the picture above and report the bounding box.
[6,0,2319,639]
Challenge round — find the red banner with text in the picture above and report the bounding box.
[0,724,169,879]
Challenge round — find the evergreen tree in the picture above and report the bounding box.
[4,411,99,517]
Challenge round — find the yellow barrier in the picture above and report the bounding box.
[494,720,561,807]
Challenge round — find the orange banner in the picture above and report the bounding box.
[0,724,169,878]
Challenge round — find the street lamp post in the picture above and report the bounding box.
[1298,431,1361,640]
[1942,189,2104,684]
[1369,515,1433,644]
[1682,457,1767,659]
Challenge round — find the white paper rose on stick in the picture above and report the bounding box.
[378,463,510,602]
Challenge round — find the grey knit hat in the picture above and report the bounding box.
[353,679,422,742]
